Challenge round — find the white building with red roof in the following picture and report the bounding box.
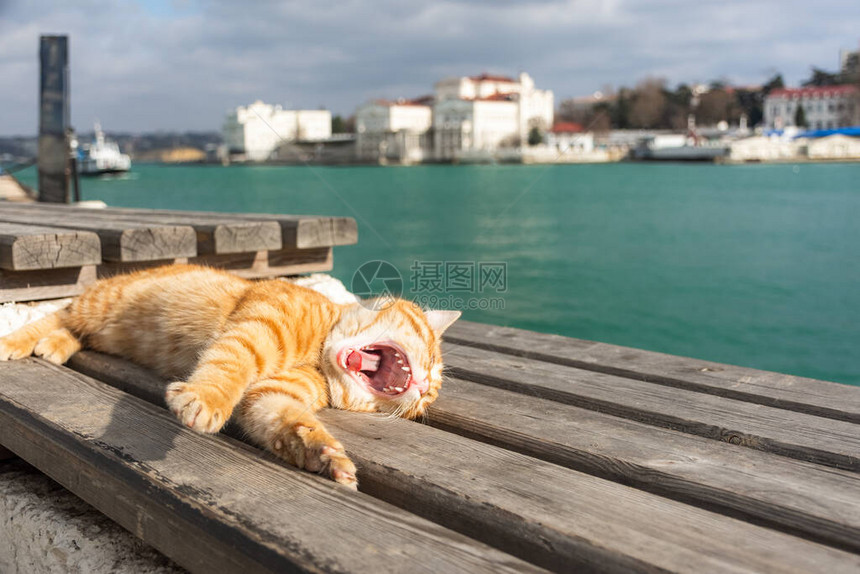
[764,85,858,130]
[545,122,594,153]
[432,72,554,160]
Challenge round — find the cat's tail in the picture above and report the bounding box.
[0,309,82,365]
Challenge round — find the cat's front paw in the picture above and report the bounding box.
[33,329,81,365]
[0,335,35,361]
[165,382,232,433]
[273,424,358,490]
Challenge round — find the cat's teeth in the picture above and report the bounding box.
[402,366,410,372]
[394,386,404,392]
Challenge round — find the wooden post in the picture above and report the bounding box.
[38,35,71,204]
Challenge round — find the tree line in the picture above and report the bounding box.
[557,63,860,132]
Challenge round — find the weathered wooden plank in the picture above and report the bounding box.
[163,212,356,250]
[93,248,332,282]
[95,258,189,280]
[92,213,280,255]
[428,377,860,553]
[446,321,860,423]
[0,265,96,303]
[443,343,860,471]
[66,351,860,574]
[1,203,357,249]
[10,205,283,255]
[188,247,332,279]
[0,222,101,270]
[145,210,358,249]
[0,358,540,574]
[0,207,197,262]
[289,217,358,249]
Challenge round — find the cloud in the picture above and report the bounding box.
[0,0,857,134]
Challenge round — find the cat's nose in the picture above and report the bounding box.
[412,378,430,395]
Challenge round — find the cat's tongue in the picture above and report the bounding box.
[343,345,412,394]
[345,348,380,372]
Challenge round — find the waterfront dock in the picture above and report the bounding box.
[0,206,859,573]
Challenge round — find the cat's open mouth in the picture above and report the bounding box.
[337,342,413,397]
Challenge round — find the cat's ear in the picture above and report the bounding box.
[425,310,461,335]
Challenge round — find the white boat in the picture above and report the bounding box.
[78,123,131,175]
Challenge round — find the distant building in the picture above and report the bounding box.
[808,134,860,160]
[545,122,593,153]
[433,94,520,160]
[432,72,554,160]
[764,86,858,131]
[728,134,805,162]
[355,98,433,164]
[223,101,331,162]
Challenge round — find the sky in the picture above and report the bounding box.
[0,0,858,135]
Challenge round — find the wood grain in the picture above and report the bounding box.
[443,343,860,472]
[10,205,283,255]
[443,343,860,471]
[0,206,197,262]
[32,205,359,249]
[446,321,860,423]
[0,265,97,304]
[428,377,860,553]
[65,351,860,574]
[189,247,332,278]
[0,358,540,574]
[158,210,358,249]
[0,222,101,271]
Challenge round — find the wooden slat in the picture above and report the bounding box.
[0,265,96,304]
[101,207,357,248]
[9,204,283,255]
[447,321,860,423]
[92,248,332,282]
[0,222,101,270]
[0,358,539,574]
[443,343,860,471]
[0,249,331,304]
[0,204,355,260]
[288,216,358,249]
[428,377,860,553]
[66,352,860,574]
[0,206,196,262]
[188,247,333,279]
[158,210,357,249]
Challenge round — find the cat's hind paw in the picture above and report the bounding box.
[273,424,358,490]
[165,382,232,434]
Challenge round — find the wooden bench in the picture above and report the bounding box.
[0,203,357,302]
[1,321,859,573]
[1,205,859,572]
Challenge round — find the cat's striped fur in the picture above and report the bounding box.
[0,264,460,488]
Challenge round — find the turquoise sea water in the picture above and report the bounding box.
[15,163,860,385]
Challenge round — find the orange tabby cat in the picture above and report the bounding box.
[0,264,460,489]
